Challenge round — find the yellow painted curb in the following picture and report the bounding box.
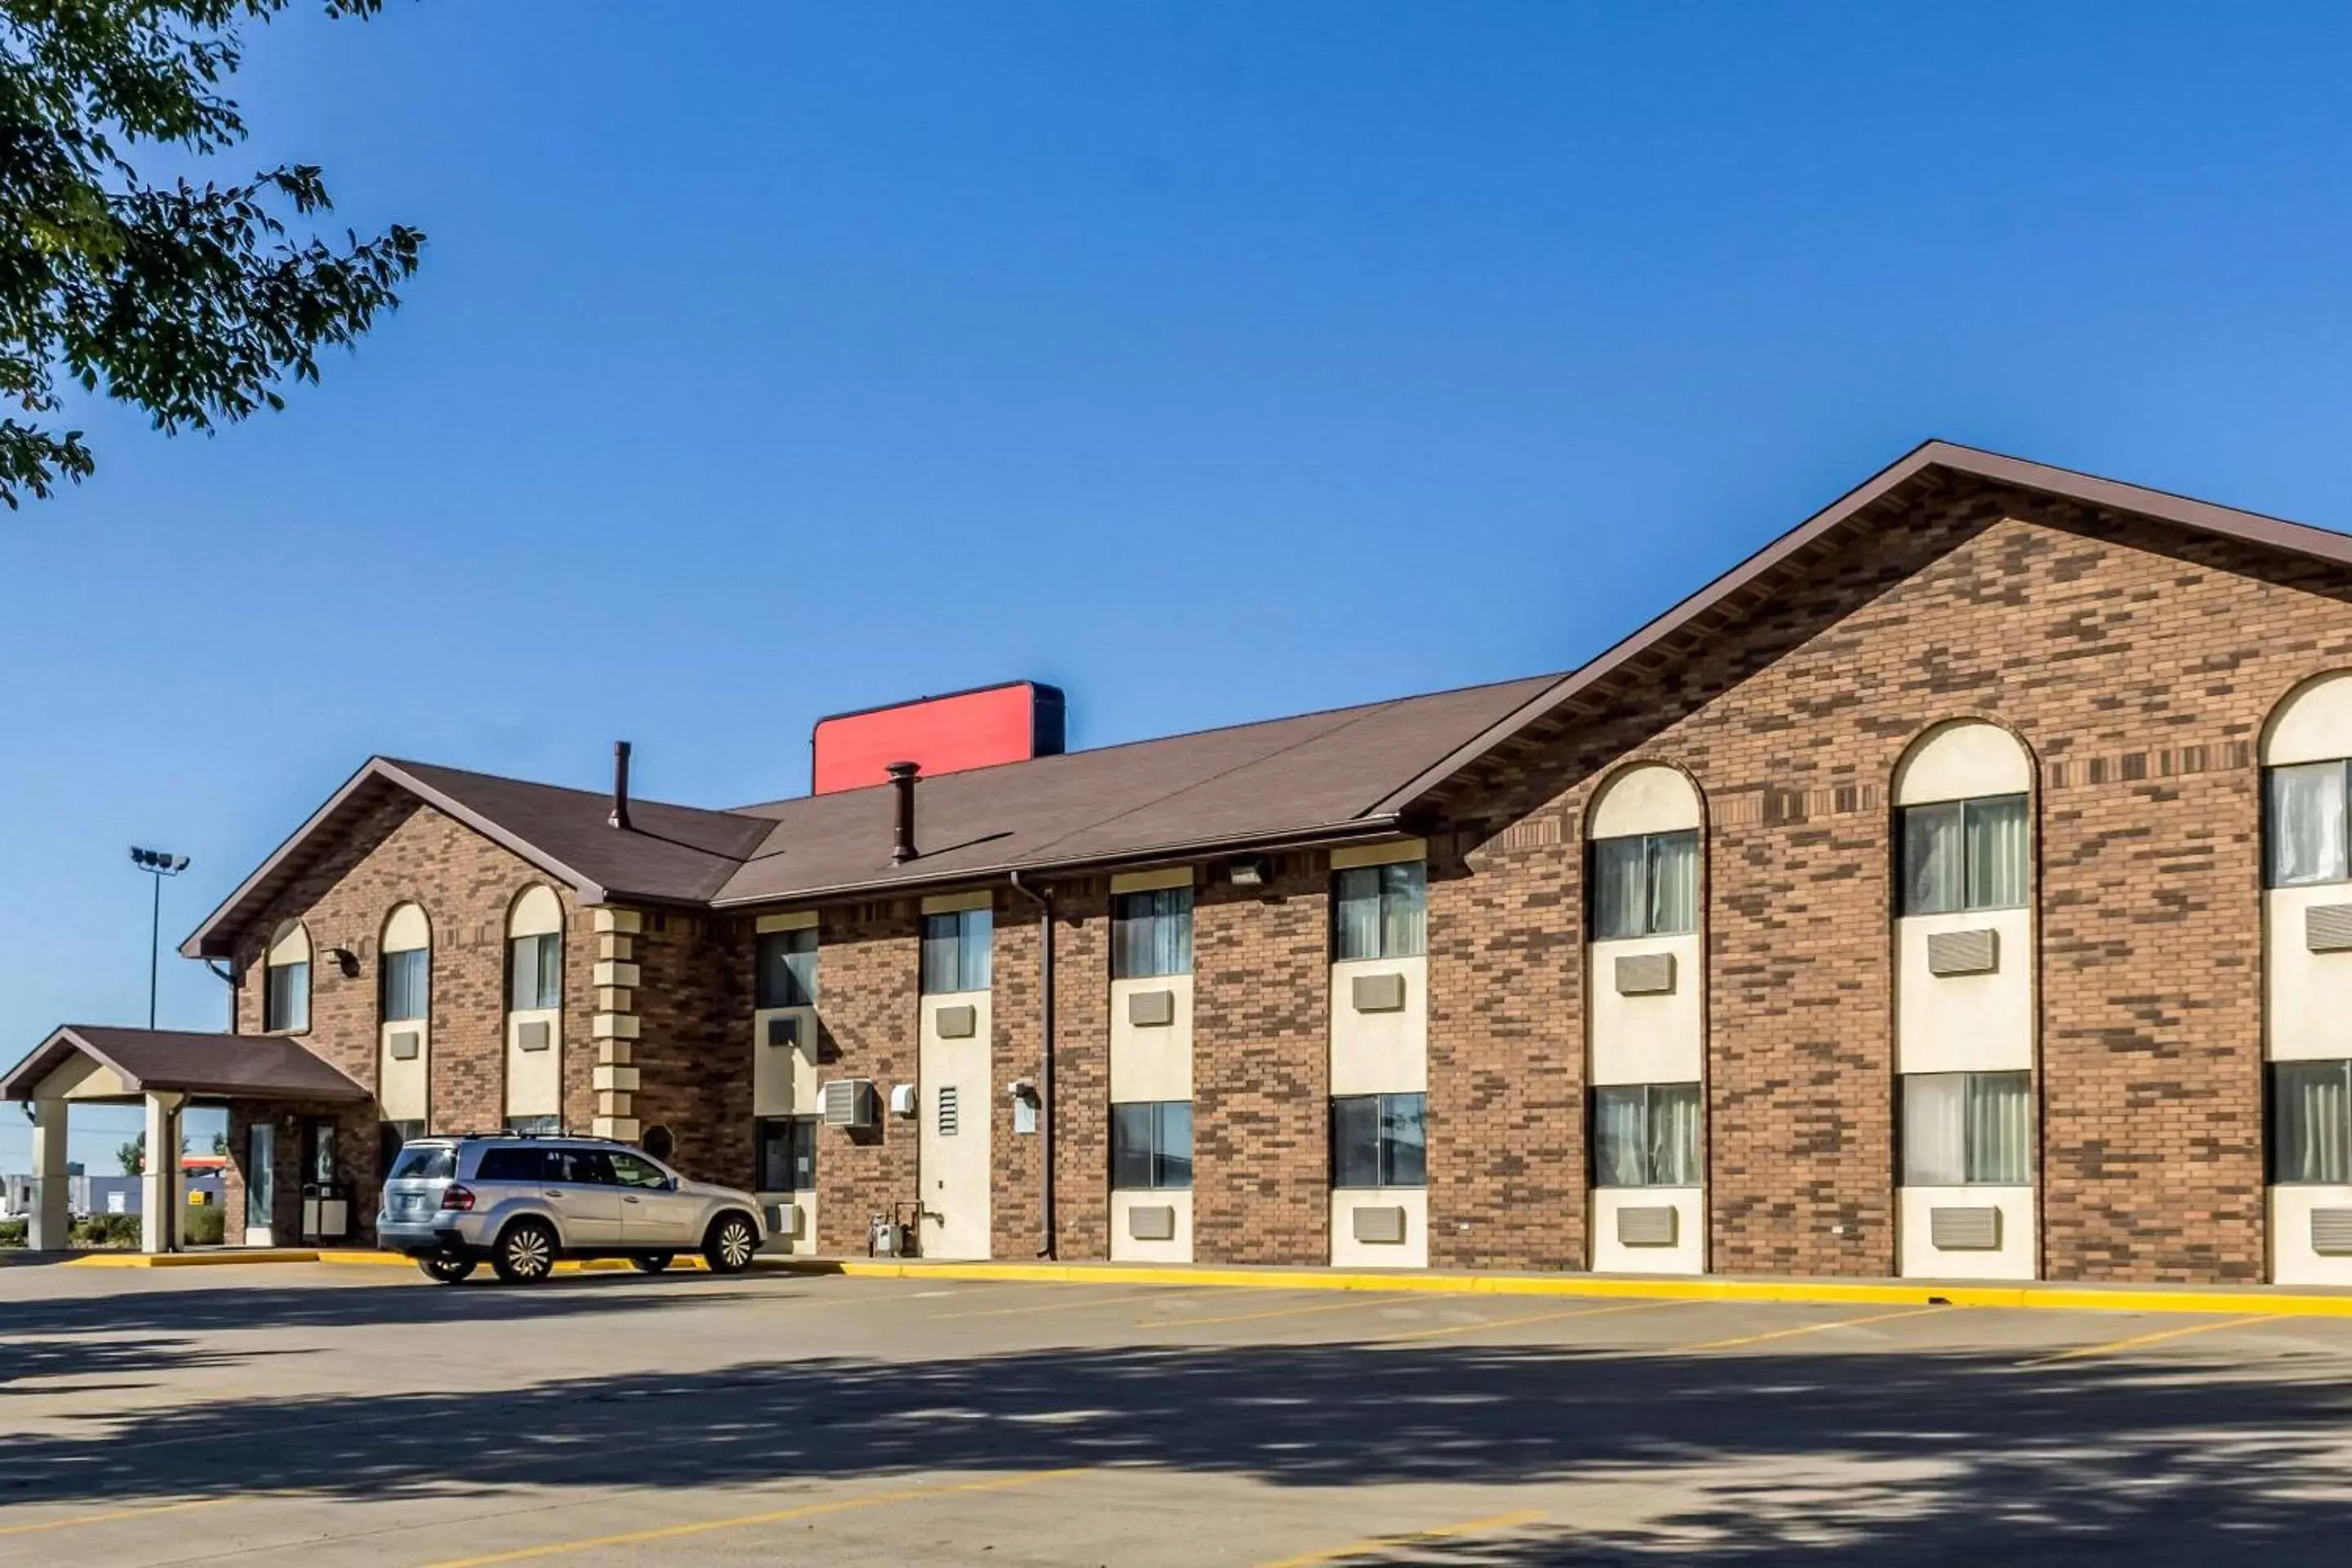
[62,1249,322,1268]
[764,1258,2352,1319]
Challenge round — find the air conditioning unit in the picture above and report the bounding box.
[819,1078,876,1129]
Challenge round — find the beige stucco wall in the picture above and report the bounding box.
[1588,764,1703,838]
[754,1004,821,1116]
[1895,907,2034,1073]
[2270,1186,2352,1285]
[1111,975,1193,1102]
[1330,1188,1428,1268]
[918,988,992,1259]
[1895,720,2034,805]
[1111,1188,1193,1263]
[1330,956,1428,1096]
[759,1191,819,1256]
[2264,671,2352,766]
[1896,1184,2036,1280]
[377,903,430,1122]
[1590,933,1704,1085]
[1589,1187,1706,1275]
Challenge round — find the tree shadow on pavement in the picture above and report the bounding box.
[2,1338,2349,1564]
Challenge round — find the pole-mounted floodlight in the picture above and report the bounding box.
[130,847,190,1030]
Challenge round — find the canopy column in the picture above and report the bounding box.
[140,1090,185,1254]
[29,1096,69,1251]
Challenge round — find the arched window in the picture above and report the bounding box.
[1893,722,2032,917]
[1588,764,1702,940]
[507,885,564,1013]
[263,920,311,1032]
[380,903,432,1024]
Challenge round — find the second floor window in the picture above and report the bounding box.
[1331,1092,1427,1188]
[508,933,561,1011]
[1111,1101,1193,1190]
[1589,831,1699,939]
[1333,862,1426,961]
[1592,1082,1701,1187]
[1900,1071,2030,1186]
[1112,887,1193,979]
[756,927,818,1009]
[2267,761,2352,887]
[1899,794,2028,915]
[265,959,309,1032]
[921,906,993,994]
[381,948,430,1023]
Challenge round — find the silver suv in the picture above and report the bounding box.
[376,1134,767,1284]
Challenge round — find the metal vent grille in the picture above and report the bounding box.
[1351,1205,1408,1244]
[1614,953,1677,996]
[1127,1204,1177,1241]
[1127,988,1176,1028]
[935,1004,978,1039]
[2312,1208,2352,1255]
[937,1085,960,1137]
[765,1014,801,1048]
[2308,905,2352,954]
[516,1021,551,1053]
[1615,1205,1679,1247]
[388,1030,420,1062]
[1351,972,1407,1013]
[1929,1205,2002,1250]
[819,1078,874,1129]
[763,1202,804,1239]
[1926,929,2000,977]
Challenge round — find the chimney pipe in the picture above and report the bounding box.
[610,741,633,831]
[886,760,919,863]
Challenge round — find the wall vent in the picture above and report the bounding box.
[1929,1205,2001,1250]
[2307,905,2352,954]
[936,1084,960,1137]
[1127,988,1177,1028]
[1615,1205,1679,1247]
[2312,1208,2352,1255]
[1926,929,2000,977]
[934,1004,978,1039]
[1614,953,1677,996]
[1351,972,1407,1013]
[1351,1205,1408,1244]
[818,1079,875,1129]
[1127,1204,1177,1241]
[516,1021,551,1054]
[763,1202,804,1239]
[388,1030,421,1062]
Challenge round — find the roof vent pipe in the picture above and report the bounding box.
[609,741,633,831]
[887,760,919,863]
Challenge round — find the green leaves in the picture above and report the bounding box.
[0,0,422,506]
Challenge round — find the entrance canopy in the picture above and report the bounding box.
[1,1025,370,1106]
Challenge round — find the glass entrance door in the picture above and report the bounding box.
[247,1122,275,1245]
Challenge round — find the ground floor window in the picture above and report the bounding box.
[1332,1093,1427,1189]
[1592,1082,1701,1187]
[506,1115,563,1137]
[2270,1059,2352,1184]
[246,1122,275,1231]
[1900,1071,2030,1186]
[1111,1101,1193,1190]
[755,1116,817,1193]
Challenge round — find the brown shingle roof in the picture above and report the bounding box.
[1,1027,372,1102]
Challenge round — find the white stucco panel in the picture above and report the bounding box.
[1330,956,1428,1096]
[1111,974,1194,1102]
[1590,933,1704,1085]
[1894,907,2034,1074]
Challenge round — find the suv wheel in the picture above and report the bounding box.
[630,1254,672,1274]
[703,1213,757,1275]
[419,1254,476,1285]
[492,1219,558,1284]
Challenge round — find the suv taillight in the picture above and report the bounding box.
[439,1184,476,1211]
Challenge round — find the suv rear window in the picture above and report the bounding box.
[389,1144,457,1181]
[475,1147,551,1183]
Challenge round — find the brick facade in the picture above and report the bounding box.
[189,474,2352,1284]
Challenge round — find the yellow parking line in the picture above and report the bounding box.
[2018,1313,2279,1367]
[929,1289,1165,1320]
[1375,1297,1694,1341]
[412,1468,1088,1567]
[1140,1293,1418,1330]
[1254,1508,1548,1567]
[0,1496,235,1537]
[1677,1303,1949,1352]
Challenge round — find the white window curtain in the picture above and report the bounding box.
[2272,1060,2352,1184]
[1964,796,2029,910]
[1334,867,1382,960]
[1646,1082,1702,1185]
[1592,1087,1645,1187]
[1647,831,1699,936]
[1590,837,1647,940]
[1965,1071,2032,1184]
[1114,889,1193,979]
[1901,804,1965,917]
[1901,1073,1968,1185]
[2267,763,2350,888]
[1379,862,1427,959]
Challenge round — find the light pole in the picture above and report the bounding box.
[129,848,190,1030]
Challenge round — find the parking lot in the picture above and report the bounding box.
[3,1263,2352,1566]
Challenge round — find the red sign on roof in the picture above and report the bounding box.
[811,681,1066,795]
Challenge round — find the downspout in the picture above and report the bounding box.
[1009,870,1054,1259]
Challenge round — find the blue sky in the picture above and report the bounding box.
[7,2,2352,1171]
